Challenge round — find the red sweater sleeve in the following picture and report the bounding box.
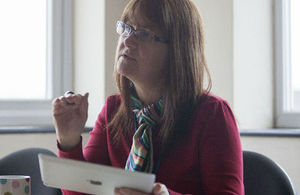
[168,189,192,195]
[199,99,244,195]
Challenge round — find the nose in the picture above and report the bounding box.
[123,32,137,48]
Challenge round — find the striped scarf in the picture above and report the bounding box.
[125,92,163,173]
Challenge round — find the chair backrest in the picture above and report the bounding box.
[243,150,297,195]
[0,148,62,195]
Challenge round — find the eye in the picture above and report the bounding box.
[135,30,151,40]
[125,25,132,35]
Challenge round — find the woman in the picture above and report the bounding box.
[53,0,244,194]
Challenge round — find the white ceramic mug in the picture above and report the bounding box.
[0,175,31,195]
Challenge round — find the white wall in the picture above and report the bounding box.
[195,0,234,106]
[233,0,274,129]
[73,0,129,126]
[104,0,129,97]
[73,0,106,126]
[197,0,274,129]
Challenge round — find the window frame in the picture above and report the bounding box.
[275,0,300,128]
[0,0,73,127]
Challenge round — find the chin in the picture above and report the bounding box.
[117,60,136,78]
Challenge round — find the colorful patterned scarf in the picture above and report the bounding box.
[125,92,163,173]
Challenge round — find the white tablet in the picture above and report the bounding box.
[38,154,155,195]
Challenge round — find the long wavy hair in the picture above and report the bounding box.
[109,0,211,153]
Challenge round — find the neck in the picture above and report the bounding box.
[133,82,163,105]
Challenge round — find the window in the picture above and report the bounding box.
[0,0,72,126]
[275,0,300,128]
[290,0,300,111]
[0,1,46,100]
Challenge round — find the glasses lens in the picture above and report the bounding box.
[124,25,132,36]
[116,21,125,35]
[135,30,151,41]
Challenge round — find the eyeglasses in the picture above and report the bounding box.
[116,21,169,44]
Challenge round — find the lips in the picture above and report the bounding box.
[123,54,135,60]
[119,52,136,61]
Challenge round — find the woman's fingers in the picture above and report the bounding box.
[63,93,81,105]
[52,92,89,117]
[52,97,69,116]
[152,183,169,195]
[152,184,161,194]
[53,97,75,116]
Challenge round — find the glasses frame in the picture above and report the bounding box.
[116,20,169,44]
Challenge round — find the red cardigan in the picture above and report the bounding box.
[58,94,244,195]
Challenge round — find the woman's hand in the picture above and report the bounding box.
[114,183,169,195]
[52,92,89,150]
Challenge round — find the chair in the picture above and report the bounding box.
[243,150,297,195]
[0,148,62,195]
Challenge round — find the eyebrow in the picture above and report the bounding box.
[126,19,157,30]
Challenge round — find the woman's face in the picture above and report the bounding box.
[116,11,169,87]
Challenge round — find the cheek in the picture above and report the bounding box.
[138,51,168,78]
[160,48,169,64]
[148,48,168,68]
[155,48,169,75]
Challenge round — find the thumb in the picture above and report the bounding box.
[153,183,169,195]
[152,183,162,194]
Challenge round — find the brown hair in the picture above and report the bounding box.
[109,0,211,153]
